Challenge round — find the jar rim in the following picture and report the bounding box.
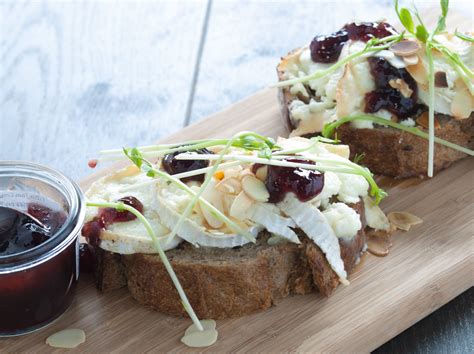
[0,161,85,272]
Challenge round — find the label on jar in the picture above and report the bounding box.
[0,191,59,212]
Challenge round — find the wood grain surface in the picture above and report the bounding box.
[2,88,473,353]
[1,1,473,352]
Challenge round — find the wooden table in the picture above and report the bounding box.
[1,1,472,352]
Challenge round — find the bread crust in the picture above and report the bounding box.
[92,203,366,319]
[276,49,474,178]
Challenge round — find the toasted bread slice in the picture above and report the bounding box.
[277,49,473,178]
[91,203,366,319]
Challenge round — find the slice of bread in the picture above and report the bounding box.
[277,50,473,178]
[91,203,366,319]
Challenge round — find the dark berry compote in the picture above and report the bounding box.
[0,204,65,255]
[365,57,422,120]
[0,161,85,337]
[310,22,397,63]
[162,148,213,183]
[265,159,324,203]
[81,196,143,248]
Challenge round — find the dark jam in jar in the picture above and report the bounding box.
[310,21,397,63]
[265,159,325,203]
[0,161,84,337]
[162,148,213,183]
[0,204,65,256]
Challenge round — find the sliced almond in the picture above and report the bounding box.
[230,191,254,220]
[240,168,255,178]
[403,55,419,66]
[367,234,392,257]
[46,329,86,349]
[321,143,350,159]
[389,40,421,57]
[387,211,423,231]
[215,177,242,195]
[406,58,428,85]
[416,111,440,129]
[224,165,243,179]
[201,182,224,229]
[451,79,474,119]
[254,165,268,181]
[181,329,218,348]
[389,78,413,98]
[242,175,270,202]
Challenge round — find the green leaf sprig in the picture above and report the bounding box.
[321,114,474,156]
[272,32,405,88]
[122,147,256,243]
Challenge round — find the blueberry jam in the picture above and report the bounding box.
[310,22,397,63]
[365,57,422,119]
[81,196,143,247]
[0,203,65,256]
[162,148,213,183]
[265,159,324,203]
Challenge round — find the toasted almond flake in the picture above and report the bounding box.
[389,40,421,57]
[321,143,350,159]
[185,320,216,336]
[403,55,419,66]
[406,59,428,85]
[46,329,86,349]
[451,79,474,120]
[224,165,243,179]
[215,177,242,195]
[389,78,413,98]
[201,182,225,229]
[214,171,225,181]
[367,235,392,257]
[181,329,218,348]
[230,191,254,220]
[416,111,440,129]
[242,175,270,202]
[255,165,268,181]
[388,211,423,231]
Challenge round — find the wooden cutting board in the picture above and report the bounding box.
[3,87,473,353]
[3,9,473,351]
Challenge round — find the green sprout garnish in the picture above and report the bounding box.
[85,201,204,332]
[122,146,256,244]
[321,114,474,156]
[353,153,366,164]
[174,147,387,204]
[455,29,474,43]
[394,0,473,176]
[273,32,405,88]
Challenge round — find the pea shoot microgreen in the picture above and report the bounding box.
[122,146,257,243]
[321,114,474,156]
[454,29,474,43]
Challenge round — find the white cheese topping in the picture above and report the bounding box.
[322,202,362,239]
[284,33,473,134]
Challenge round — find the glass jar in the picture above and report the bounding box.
[0,161,85,337]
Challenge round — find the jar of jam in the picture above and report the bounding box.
[0,161,85,336]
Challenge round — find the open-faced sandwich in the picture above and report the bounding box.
[82,133,392,330]
[276,0,473,178]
